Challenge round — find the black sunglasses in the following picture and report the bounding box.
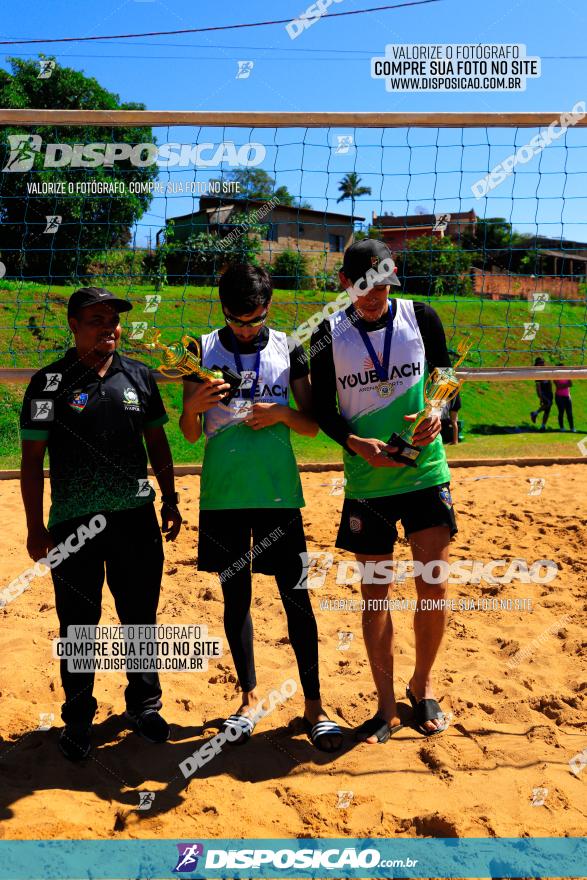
[223,310,268,328]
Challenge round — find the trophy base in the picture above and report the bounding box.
[386,432,421,467]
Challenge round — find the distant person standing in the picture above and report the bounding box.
[530,357,553,432]
[554,366,574,432]
[441,393,461,445]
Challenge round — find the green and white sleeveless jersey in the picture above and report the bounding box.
[329,299,450,499]
[199,328,304,510]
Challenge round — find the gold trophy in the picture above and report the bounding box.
[387,337,472,467]
[142,330,242,402]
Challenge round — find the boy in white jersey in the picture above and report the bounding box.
[310,240,456,743]
[180,264,342,752]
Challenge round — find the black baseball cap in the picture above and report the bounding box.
[342,239,401,287]
[67,287,133,319]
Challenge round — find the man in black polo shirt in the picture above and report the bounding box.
[20,287,182,761]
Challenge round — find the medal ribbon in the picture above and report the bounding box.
[230,331,261,401]
[354,299,396,383]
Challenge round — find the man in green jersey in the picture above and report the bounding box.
[310,240,456,743]
[180,263,342,752]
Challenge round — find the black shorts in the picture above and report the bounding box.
[336,482,457,556]
[198,508,307,578]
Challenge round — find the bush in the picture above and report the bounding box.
[314,268,341,293]
[398,235,473,296]
[84,249,149,285]
[271,250,310,290]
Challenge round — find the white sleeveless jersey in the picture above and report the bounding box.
[329,299,450,499]
[198,328,304,510]
[201,329,290,439]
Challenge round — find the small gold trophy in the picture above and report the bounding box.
[142,330,242,401]
[387,337,472,467]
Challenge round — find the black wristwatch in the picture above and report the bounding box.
[161,492,180,507]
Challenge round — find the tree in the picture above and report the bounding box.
[0,57,157,281]
[208,168,311,208]
[398,235,473,296]
[151,212,269,285]
[461,217,536,274]
[336,172,372,217]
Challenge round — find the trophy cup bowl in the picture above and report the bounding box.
[141,330,242,403]
[386,338,471,467]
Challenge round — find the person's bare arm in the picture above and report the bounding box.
[20,439,53,561]
[179,377,229,443]
[450,410,459,445]
[143,425,182,541]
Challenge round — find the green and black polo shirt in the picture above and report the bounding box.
[20,348,169,528]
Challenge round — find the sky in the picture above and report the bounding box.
[1,0,586,244]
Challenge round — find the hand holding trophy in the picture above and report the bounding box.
[386,337,472,467]
[141,330,242,403]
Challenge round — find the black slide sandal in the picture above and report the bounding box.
[303,717,343,753]
[354,714,403,744]
[406,685,449,737]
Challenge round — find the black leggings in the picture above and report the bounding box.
[555,395,574,430]
[220,566,320,700]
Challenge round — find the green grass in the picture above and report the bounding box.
[1,281,586,469]
[1,279,586,369]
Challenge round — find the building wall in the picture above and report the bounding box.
[472,267,583,300]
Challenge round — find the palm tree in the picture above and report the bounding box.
[337,173,372,243]
[336,172,372,217]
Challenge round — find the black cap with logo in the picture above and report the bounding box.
[342,239,401,287]
[67,287,133,319]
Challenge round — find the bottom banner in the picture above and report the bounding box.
[0,837,585,878]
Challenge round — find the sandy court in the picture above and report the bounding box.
[0,465,586,842]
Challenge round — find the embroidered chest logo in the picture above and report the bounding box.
[122,386,141,412]
[68,390,88,412]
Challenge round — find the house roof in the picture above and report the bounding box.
[374,209,476,229]
[168,196,365,224]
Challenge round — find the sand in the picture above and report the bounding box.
[1,465,586,843]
